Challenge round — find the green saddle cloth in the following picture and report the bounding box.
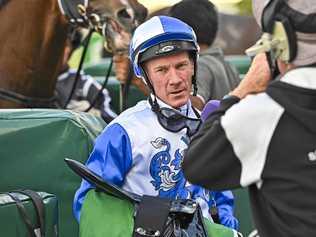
[80,190,237,237]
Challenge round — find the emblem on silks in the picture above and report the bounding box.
[149,137,190,199]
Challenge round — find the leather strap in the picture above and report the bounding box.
[18,190,46,237]
[6,190,45,237]
[57,0,88,24]
[6,192,37,237]
[0,88,56,108]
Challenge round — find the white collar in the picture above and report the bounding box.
[280,67,316,90]
[148,94,197,118]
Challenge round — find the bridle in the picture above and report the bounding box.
[0,0,116,108]
[58,0,129,52]
[58,0,136,112]
[58,0,104,32]
[58,0,118,109]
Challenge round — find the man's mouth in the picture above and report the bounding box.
[170,89,185,95]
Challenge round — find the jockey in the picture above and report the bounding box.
[73,16,238,230]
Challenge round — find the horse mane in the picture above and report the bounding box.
[0,0,9,8]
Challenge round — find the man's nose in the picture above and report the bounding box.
[168,68,182,85]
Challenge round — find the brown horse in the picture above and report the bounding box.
[0,0,147,108]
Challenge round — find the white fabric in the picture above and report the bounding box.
[108,98,212,220]
[221,93,284,188]
[131,16,164,51]
[281,67,316,89]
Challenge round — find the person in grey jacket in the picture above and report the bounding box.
[183,0,316,236]
[169,0,240,110]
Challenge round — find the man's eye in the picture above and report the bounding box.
[156,68,166,73]
[177,63,189,69]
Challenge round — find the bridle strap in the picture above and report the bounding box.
[0,88,56,108]
[63,28,94,109]
[57,0,89,25]
[84,58,113,112]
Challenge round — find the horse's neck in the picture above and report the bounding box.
[0,0,68,106]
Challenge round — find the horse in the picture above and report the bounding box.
[0,0,147,108]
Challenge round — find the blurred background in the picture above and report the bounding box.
[69,0,256,68]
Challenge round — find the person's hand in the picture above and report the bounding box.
[231,53,272,99]
[113,54,149,96]
[113,54,131,84]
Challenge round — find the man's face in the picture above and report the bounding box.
[144,51,194,108]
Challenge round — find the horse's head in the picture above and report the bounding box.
[91,0,148,54]
[59,0,147,54]
[90,0,147,31]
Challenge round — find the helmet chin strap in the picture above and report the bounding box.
[140,59,197,111]
[139,67,160,110]
[142,68,199,120]
[191,54,198,96]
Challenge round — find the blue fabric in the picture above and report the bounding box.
[73,123,133,221]
[129,16,198,78]
[138,33,196,54]
[136,16,196,53]
[184,185,238,230]
[73,116,238,230]
[160,15,194,36]
[210,191,239,230]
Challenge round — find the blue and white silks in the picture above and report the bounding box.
[73,98,239,230]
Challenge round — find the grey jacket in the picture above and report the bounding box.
[196,47,240,102]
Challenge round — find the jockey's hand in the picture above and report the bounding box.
[231,53,272,99]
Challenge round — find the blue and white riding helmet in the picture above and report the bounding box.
[129,16,200,94]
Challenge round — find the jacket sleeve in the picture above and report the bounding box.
[183,93,283,191]
[183,96,243,190]
[211,191,239,230]
[73,123,133,221]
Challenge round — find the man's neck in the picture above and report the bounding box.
[150,95,190,116]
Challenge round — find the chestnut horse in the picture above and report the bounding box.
[0,0,147,108]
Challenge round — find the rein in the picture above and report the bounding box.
[0,0,132,109]
[63,28,94,109]
[0,0,101,108]
[84,58,113,112]
[0,88,56,108]
[0,0,91,108]
[59,0,132,113]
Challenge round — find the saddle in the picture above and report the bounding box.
[65,158,208,237]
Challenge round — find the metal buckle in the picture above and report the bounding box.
[135,227,161,237]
